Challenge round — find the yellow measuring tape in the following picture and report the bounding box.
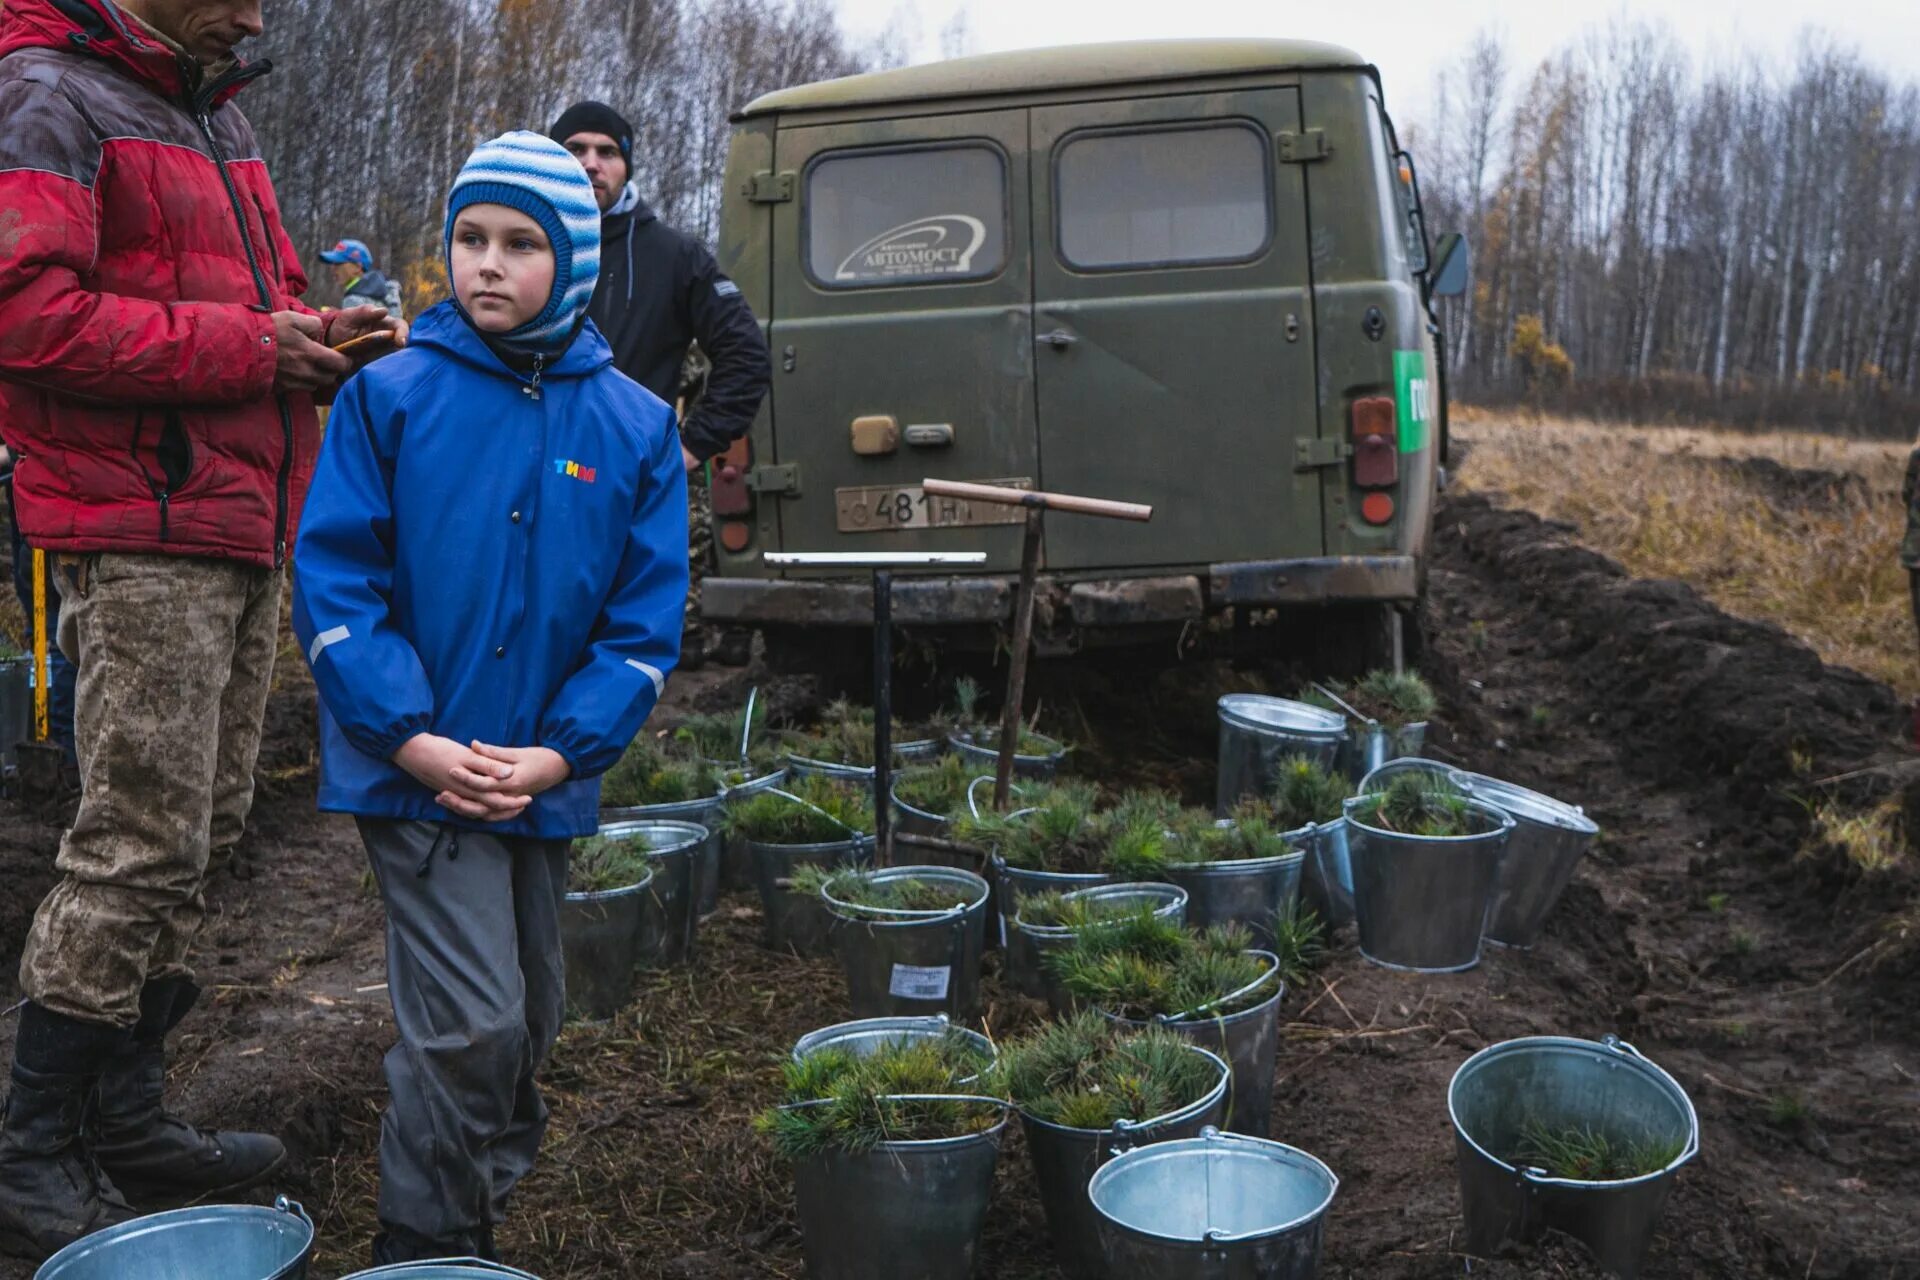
[30,547,48,742]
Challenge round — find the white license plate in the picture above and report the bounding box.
[834,478,1032,534]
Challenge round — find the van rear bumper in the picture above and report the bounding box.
[700,555,1418,627]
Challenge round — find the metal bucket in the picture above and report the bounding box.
[1299,819,1353,931]
[1449,1035,1699,1278]
[1215,695,1346,816]
[718,766,787,892]
[788,736,943,783]
[992,856,1111,966]
[597,819,707,968]
[1345,796,1516,973]
[1338,721,1428,785]
[948,729,1067,780]
[1022,1045,1230,1278]
[560,865,657,1020]
[1015,882,1189,1011]
[600,792,724,917]
[0,656,29,773]
[339,1263,541,1279]
[1101,952,1284,1137]
[791,1015,996,1082]
[35,1197,314,1280]
[1455,772,1601,948]
[824,866,991,1019]
[751,833,877,956]
[1355,756,1458,795]
[1164,831,1308,951]
[1089,1128,1339,1280]
[792,1106,1008,1280]
[890,784,986,873]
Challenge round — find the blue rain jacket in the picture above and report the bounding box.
[292,301,688,837]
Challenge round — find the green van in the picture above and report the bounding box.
[700,38,1468,666]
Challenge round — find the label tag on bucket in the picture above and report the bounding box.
[889,964,952,1001]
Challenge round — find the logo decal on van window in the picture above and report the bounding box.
[835,215,988,281]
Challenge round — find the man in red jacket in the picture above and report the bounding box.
[0,0,402,1259]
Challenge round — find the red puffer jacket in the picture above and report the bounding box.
[0,0,327,568]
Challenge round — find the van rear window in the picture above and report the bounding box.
[1056,124,1270,270]
[806,145,1008,288]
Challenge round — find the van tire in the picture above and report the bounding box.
[1311,603,1402,678]
[762,624,875,696]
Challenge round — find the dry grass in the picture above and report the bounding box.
[1453,410,1916,696]
[1804,798,1906,874]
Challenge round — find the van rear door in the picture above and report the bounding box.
[1029,89,1320,569]
[767,111,1036,570]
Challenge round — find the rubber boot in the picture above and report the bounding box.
[91,977,286,1206]
[0,1003,136,1262]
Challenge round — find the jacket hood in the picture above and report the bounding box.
[407,300,614,380]
[604,182,658,229]
[0,0,262,106]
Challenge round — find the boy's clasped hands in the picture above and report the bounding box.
[392,735,572,823]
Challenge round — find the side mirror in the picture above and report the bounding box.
[1429,233,1470,298]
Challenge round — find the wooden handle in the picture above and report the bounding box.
[921,478,1152,522]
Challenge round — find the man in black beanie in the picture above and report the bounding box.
[551,100,770,473]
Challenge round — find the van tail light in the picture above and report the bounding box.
[1351,396,1398,489]
[719,519,753,552]
[1360,492,1396,525]
[711,436,754,518]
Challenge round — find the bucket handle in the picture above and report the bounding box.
[966,774,1032,820]
[778,1092,1010,1115]
[1510,1036,1700,1188]
[1186,1127,1342,1245]
[765,787,865,838]
[1311,682,1373,727]
[1163,950,1281,1023]
[272,1195,314,1237]
[738,687,759,765]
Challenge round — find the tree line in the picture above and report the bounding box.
[1417,22,1920,432]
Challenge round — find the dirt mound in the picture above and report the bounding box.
[1692,452,1876,509]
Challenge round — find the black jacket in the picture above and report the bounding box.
[590,190,771,461]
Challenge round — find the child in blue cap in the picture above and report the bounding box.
[292,131,688,1265]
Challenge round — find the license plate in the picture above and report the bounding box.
[834,478,1032,533]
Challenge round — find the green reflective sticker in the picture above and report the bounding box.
[1394,350,1432,452]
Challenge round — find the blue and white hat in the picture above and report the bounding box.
[445,131,602,347]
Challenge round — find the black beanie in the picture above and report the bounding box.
[550,101,633,167]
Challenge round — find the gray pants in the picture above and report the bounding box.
[358,818,568,1242]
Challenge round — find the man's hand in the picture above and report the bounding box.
[392,733,532,823]
[468,742,573,798]
[328,304,410,352]
[682,444,701,474]
[272,311,351,393]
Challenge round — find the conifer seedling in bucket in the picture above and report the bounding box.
[724,775,876,955]
[1269,755,1355,931]
[561,838,658,1020]
[597,737,728,917]
[797,863,992,1018]
[1346,772,1514,971]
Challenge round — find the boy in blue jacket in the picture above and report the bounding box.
[292,132,687,1265]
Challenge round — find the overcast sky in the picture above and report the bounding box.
[833,0,1920,122]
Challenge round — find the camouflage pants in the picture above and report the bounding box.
[684,478,713,654]
[19,553,280,1027]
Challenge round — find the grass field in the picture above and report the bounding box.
[1451,408,1916,698]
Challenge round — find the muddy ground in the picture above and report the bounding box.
[3,486,1917,1280]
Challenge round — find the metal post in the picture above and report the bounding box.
[995,508,1045,810]
[872,568,892,865]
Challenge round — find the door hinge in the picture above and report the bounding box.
[747,171,795,203]
[1278,130,1330,163]
[1294,438,1351,471]
[746,463,801,495]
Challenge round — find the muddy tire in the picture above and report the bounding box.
[762,624,874,696]
[1311,603,1401,678]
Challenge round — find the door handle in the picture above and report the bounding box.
[1037,329,1078,349]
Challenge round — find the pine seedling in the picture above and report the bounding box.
[1270,755,1350,830]
[989,1011,1220,1129]
[1354,772,1481,838]
[568,832,655,893]
[722,774,875,843]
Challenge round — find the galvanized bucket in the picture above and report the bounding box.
[791,1015,997,1082]
[1449,1035,1699,1278]
[1021,1045,1230,1279]
[788,736,943,783]
[1338,720,1428,785]
[1215,695,1346,816]
[0,656,29,773]
[792,1100,1009,1280]
[992,856,1112,970]
[751,832,877,956]
[1355,756,1459,795]
[1299,818,1354,931]
[600,792,725,918]
[717,765,788,892]
[1101,952,1285,1137]
[948,729,1068,779]
[596,819,707,968]
[34,1196,314,1280]
[1089,1128,1339,1280]
[1164,826,1308,952]
[1455,772,1601,948]
[1344,796,1516,973]
[1015,882,1189,1011]
[560,864,656,1020]
[890,782,990,873]
[338,1263,541,1279]
[823,866,991,1019]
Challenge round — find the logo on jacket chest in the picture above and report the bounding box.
[553,458,598,484]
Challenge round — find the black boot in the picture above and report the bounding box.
[91,977,286,1206]
[0,1003,136,1261]
[371,1221,484,1265]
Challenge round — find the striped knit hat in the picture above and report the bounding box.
[445,131,601,347]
